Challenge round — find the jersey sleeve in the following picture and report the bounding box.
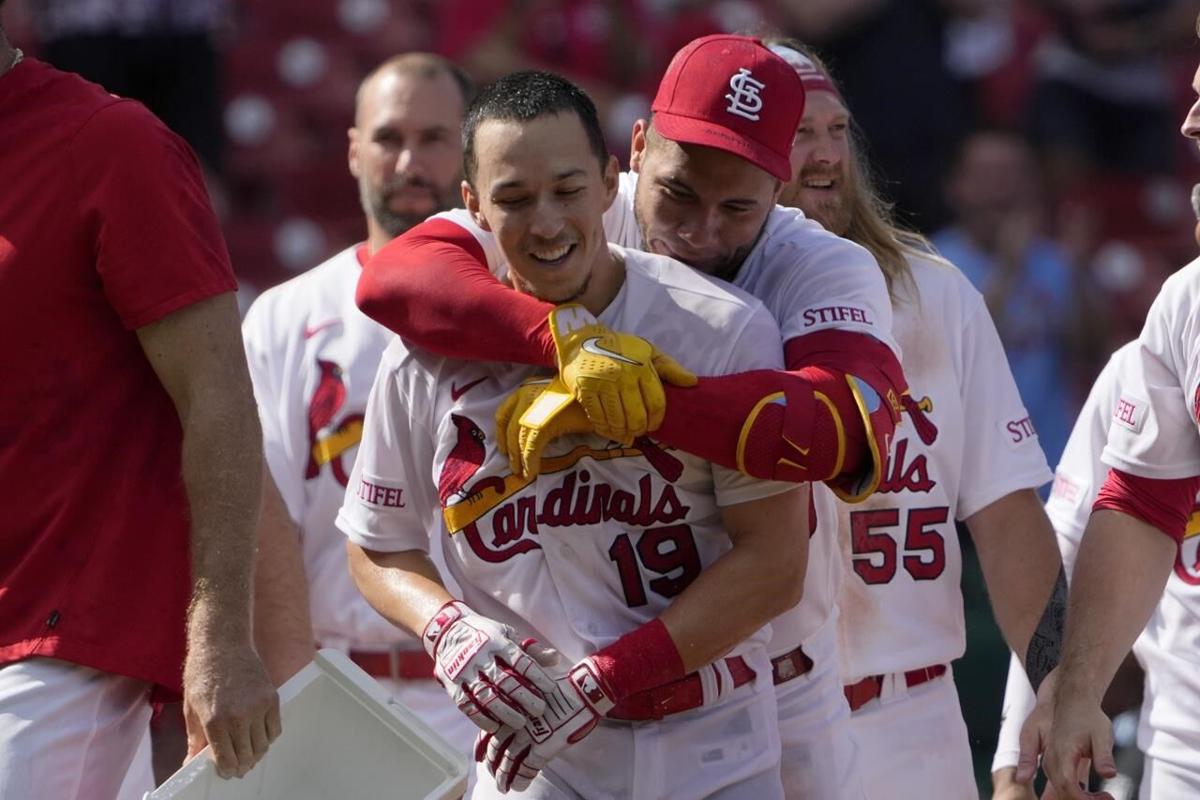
[336,346,440,553]
[241,297,307,522]
[72,100,237,329]
[356,215,558,366]
[1044,346,1131,543]
[1102,283,1200,480]
[767,232,899,356]
[708,307,797,507]
[956,291,1053,519]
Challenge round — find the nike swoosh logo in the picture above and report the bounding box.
[451,376,488,401]
[581,337,642,366]
[302,319,342,339]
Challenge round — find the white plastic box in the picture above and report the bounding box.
[149,649,468,800]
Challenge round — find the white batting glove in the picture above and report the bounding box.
[477,658,615,793]
[423,601,558,733]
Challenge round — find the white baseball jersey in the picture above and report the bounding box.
[1093,257,1200,770]
[242,245,412,651]
[604,171,898,354]
[337,245,796,668]
[995,339,1200,774]
[425,170,896,654]
[837,253,1052,683]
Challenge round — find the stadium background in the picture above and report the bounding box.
[8,0,1200,795]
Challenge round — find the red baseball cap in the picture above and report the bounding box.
[651,35,805,182]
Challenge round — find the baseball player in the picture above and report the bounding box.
[354,36,906,796]
[0,7,279,798]
[338,70,810,799]
[241,54,477,754]
[764,41,1065,799]
[990,341,1194,799]
[1012,33,1200,797]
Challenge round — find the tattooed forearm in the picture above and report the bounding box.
[1025,565,1067,693]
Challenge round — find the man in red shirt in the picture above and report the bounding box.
[0,7,281,797]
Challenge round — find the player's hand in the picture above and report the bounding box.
[496,377,592,477]
[476,658,614,793]
[549,305,696,444]
[182,637,281,779]
[423,601,559,733]
[1040,680,1117,800]
[991,767,1037,800]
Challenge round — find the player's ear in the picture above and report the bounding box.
[601,155,619,211]
[629,119,648,173]
[463,179,491,232]
[347,127,361,178]
[770,178,783,203]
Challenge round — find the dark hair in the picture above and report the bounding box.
[462,70,608,185]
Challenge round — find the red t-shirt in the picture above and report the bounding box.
[0,59,237,694]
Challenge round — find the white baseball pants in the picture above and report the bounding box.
[0,657,151,800]
[848,665,976,800]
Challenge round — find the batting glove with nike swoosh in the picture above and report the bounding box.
[476,659,615,794]
[550,305,697,444]
[495,376,592,477]
[423,601,558,733]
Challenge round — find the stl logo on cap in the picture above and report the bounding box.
[725,68,766,122]
[651,34,804,181]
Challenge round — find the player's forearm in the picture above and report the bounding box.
[655,331,904,494]
[656,365,865,485]
[658,488,809,672]
[968,489,1064,676]
[183,395,263,645]
[1055,509,1175,704]
[346,543,453,637]
[253,468,314,686]
[356,219,557,366]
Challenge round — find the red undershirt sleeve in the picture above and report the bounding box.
[356,217,558,366]
[1093,467,1200,544]
[654,330,907,499]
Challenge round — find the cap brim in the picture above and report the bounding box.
[652,111,792,182]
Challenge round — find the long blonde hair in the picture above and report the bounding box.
[765,37,936,297]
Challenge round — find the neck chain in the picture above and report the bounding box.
[2,48,23,79]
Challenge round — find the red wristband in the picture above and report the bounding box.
[587,618,686,701]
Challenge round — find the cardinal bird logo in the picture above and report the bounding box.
[438,414,488,506]
[900,394,938,446]
[306,360,347,478]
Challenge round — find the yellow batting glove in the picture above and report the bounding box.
[517,378,592,477]
[495,377,591,477]
[549,304,696,444]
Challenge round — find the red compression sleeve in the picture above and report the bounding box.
[1093,467,1200,544]
[356,217,557,366]
[654,331,906,491]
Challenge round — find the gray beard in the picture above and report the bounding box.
[363,184,456,238]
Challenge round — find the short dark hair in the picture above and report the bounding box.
[462,70,608,185]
